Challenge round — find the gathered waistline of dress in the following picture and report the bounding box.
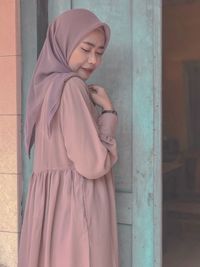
[32,166,76,176]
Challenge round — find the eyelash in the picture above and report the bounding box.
[81,48,103,56]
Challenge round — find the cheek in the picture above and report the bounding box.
[68,51,85,69]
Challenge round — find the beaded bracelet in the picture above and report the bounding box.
[101,109,118,116]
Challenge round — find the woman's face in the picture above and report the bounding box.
[68,27,106,80]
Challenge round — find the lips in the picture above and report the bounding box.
[81,68,93,74]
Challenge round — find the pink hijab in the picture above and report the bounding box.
[24,8,111,159]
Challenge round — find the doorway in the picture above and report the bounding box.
[162,1,200,266]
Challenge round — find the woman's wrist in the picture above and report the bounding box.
[101,103,118,115]
[102,103,114,110]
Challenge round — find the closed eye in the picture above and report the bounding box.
[81,48,90,53]
[81,48,103,56]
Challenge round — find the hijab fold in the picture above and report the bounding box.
[24,8,111,158]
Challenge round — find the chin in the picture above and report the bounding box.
[78,72,90,81]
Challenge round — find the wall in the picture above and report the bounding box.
[0,0,22,266]
[163,1,200,150]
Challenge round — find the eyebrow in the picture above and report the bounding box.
[82,41,105,49]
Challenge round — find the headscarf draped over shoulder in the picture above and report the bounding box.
[24,8,111,158]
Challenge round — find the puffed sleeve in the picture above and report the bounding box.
[59,76,118,179]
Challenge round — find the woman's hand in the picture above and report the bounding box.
[87,84,114,110]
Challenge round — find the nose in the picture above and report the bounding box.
[88,52,97,65]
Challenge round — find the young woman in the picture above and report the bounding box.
[19,8,119,267]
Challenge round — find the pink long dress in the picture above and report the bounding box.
[18,76,120,267]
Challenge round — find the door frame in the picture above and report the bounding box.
[132,1,162,266]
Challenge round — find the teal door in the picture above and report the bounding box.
[21,1,162,266]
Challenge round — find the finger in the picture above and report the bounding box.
[88,87,97,93]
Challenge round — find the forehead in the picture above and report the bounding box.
[80,28,105,48]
